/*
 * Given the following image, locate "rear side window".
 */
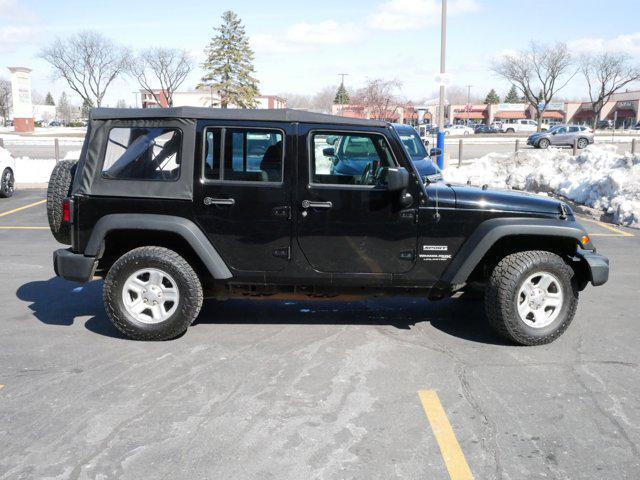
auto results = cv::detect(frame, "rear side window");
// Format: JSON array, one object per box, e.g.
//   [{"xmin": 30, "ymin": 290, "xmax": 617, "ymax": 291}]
[
  {"xmin": 103, "ymin": 127, "xmax": 181, "ymax": 181},
  {"xmin": 311, "ymin": 132, "xmax": 395, "ymax": 185},
  {"xmin": 569, "ymin": 126, "xmax": 580, "ymax": 133},
  {"xmin": 204, "ymin": 128, "xmax": 283, "ymax": 183}
]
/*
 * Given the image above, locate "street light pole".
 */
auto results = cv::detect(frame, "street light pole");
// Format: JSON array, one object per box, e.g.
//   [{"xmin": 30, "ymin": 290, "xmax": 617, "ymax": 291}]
[
  {"xmin": 466, "ymin": 84, "xmax": 473, "ymax": 125},
  {"xmin": 437, "ymin": 0, "xmax": 447, "ymax": 130}
]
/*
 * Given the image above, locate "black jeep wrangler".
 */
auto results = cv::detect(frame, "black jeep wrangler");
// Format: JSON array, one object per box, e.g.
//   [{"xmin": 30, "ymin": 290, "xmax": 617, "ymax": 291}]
[{"xmin": 47, "ymin": 107, "xmax": 609, "ymax": 345}]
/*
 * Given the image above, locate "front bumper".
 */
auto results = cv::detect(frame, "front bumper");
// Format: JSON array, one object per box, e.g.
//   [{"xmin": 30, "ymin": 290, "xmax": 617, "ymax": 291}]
[
  {"xmin": 53, "ymin": 248, "xmax": 97, "ymax": 283},
  {"xmin": 577, "ymin": 250, "xmax": 609, "ymax": 286}
]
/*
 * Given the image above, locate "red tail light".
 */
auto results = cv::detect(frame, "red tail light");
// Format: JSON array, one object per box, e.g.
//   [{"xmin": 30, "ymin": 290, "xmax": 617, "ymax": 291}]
[{"xmin": 62, "ymin": 199, "xmax": 71, "ymax": 223}]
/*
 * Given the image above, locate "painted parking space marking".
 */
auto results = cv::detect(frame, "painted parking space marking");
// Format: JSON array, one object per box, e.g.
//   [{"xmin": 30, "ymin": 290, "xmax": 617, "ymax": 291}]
[
  {"xmin": 579, "ymin": 217, "xmax": 634, "ymax": 237},
  {"xmin": 419, "ymin": 390, "xmax": 474, "ymax": 480},
  {"xmin": 0, "ymin": 199, "xmax": 46, "ymax": 218},
  {"xmin": 0, "ymin": 226, "xmax": 49, "ymax": 230}
]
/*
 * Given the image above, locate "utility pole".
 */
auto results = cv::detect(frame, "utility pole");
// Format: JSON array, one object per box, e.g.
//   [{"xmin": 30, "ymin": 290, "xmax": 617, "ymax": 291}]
[
  {"xmin": 437, "ymin": 0, "xmax": 447, "ymax": 130},
  {"xmin": 466, "ymin": 84, "xmax": 473, "ymax": 125}
]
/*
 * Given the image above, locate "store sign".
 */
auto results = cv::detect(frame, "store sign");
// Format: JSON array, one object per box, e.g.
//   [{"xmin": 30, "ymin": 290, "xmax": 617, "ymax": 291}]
[
  {"xmin": 616, "ymin": 101, "xmax": 634, "ymax": 109},
  {"xmin": 497, "ymin": 103, "xmax": 526, "ymax": 111},
  {"xmin": 8, "ymin": 67, "xmax": 33, "ymax": 119},
  {"xmin": 545, "ymin": 102, "xmax": 565, "ymax": 111}
]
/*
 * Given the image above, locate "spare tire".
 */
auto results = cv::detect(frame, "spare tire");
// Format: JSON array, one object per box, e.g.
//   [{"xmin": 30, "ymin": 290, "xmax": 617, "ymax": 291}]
[{"xmin": 46, "ymin": 160, "xmax": 77, "ymax": 245}]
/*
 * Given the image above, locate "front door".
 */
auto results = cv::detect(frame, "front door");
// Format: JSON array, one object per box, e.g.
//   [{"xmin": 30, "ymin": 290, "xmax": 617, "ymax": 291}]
[
  {"xmin": 296, "ymin": 125, "xmax": 418, "ymax": 274},
  {"xmin": 195, "ymin": 122, "xmax": 292, "ymax": 272}
]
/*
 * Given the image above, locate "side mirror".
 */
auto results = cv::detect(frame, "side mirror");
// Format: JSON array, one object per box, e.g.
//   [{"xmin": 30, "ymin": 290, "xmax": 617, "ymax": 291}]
[
  {"xmin": 381, "ymin": 167, "xmax": 410, "ymax": 191},
  {"xmin": 429, "ymin": 147, "xmax": 442, "ymax": 157},
  {"xmin": 322, "ymin": 147, "xmax": 335, "ymax": 157},
  {"xmin": 326, "ymin": 136, "xmax": 338, "ymax": 145}
]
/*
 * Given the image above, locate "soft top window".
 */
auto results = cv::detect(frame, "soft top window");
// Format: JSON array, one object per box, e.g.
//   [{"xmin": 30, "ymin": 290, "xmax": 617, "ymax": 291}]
[{"xmin": 103, "ymin": 127, "xmax": 182, "ymax": 181}]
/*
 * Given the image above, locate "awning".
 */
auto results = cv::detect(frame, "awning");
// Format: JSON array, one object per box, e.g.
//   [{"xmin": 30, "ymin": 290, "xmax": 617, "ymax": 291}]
[
  {"xmin": 453, "ymin": 111, "xmax": 485, "ymax": 119},
  {"xmin": 609, "ymin": 109, "xmax": 636, "ymax": 118},
  {"xmin": 542, "ymin": 111, "xmax": 564, "ymax": 119},
  {"xmin": 494, "ymin": 111, "xmax": 527, "ymax": 119}
]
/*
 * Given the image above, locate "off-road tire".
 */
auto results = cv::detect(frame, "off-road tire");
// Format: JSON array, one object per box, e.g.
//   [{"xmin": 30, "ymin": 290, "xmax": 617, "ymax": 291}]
[
  {"xmin": 485, "ymin": 250, "xmax": 578, "ymax": 346},
  {"xmin": 104, "ymin": 246, "xmax": 203, "ymax": 341},
  {"xmin": 538, "ymin": 138, "xmax": 550, "ymax": 149},
  {"xmin": 0, "ymin": 167, "xmax": 14, "ymax": 198},
  {"xmin": 46, "ymin": 160, "xmax": 77, "ymax": 244}
]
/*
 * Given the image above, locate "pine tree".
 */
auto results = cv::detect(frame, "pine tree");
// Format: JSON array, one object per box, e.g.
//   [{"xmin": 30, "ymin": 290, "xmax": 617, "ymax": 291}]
[
  {"xmin": 504, "ymin": 85, "xmax": 521, "ymax": 103},
  {"xmin": 200, "ymin": 11, "xmax": 260, "ymax": 109},
  {"xmin": 334, "ymin": 83, "xmax": 350, "ymax": 104},
  {"xmin": 45, "ymin": 92, "xmax": 55, "ymax": 106},
  {"xmin": 484, "ymin": 89, "xmax": 500, "ymax": 105},
  {"xmin": 81, "ymin": 98, "xmax": 93, "ymax": 119}
]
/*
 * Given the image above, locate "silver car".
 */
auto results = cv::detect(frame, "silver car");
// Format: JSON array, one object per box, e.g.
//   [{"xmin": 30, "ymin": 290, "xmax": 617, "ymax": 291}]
[{"xmin": 527, "ymin": 125, "xmax": 594, "ymax": 149}]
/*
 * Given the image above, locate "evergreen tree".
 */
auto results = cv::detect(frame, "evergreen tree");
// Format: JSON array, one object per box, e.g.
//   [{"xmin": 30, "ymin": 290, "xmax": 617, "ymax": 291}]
[
  {"xmin": 504, "ymin": 85, "xmax": 521, "ymax": 103},
  {"xmin": 81, "ymin": 98, "xmax": 93, "ymax": 119},
  {"xmin": 484, "ymin": 89, "xmax": 500, "ymax": 104},
  {"xmin": 334, "ymin": 83, "xmax": 350, "ymax": 104},
  {"xmin": 200, "ymin": 11, "xmax": 259, "ymax": 109},
  {"xmin": 45, "ymin": 92, "xmax": 55, "ymax": 106}
]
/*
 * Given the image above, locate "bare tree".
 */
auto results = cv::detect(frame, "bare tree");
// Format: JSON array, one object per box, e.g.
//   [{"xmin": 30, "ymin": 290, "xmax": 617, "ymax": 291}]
[
  {"xmin": 56, "ymin": 92, "xmax": 73, "ymax": 125},
  {"xmin": 352, "ymin": 79, "xmax": 403, "ymax": 120},
  {"xmin": 0, "ymin": 79, "xmax": 11, "ymax": 126},
  {"xmin": 492, "ymin": 42, "xmax": 576, "ymax": 131},
  {"xmin": 130, "ymin": 48, "xmax": 194, "ymax": 107},
  {"xmin": 580, "ymin": 52, "xmax": 640, "ymax": 127},
  {"xmin": 39, "ymin": 31, "xmax": 130, "ymax": 107}
]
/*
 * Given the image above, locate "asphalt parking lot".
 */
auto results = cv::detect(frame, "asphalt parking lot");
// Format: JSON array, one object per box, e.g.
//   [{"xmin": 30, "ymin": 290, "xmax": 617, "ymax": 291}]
[{"xmin": 1, "ymin": 189, "xmax": 639, "ymax": 480}]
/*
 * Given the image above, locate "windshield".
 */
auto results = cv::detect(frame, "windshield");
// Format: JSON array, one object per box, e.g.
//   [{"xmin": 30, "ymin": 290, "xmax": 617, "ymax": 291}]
[{"xmin": 397, "ymin": 129, "xmax": 428, "ymax": 158}]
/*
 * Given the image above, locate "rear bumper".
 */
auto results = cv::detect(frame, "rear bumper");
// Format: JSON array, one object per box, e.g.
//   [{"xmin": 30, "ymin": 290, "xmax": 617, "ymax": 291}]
[
  {"xmin": 53, "ymin": 248, "xmax": 97, "ymax": 283},
  {"xmin": 577, "ymin": 250, "xmax": 609, "ymax": 286}
]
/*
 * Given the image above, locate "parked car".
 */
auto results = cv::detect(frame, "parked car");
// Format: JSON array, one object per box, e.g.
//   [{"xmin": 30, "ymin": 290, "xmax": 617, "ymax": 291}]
[
  {"xmin": 596, "ymin": 120, "xmax": 613, "ymax": 130},
  {"xmin": 394, "ymin": 123, "xmax": 440, "ymax": 179},
  {"xmin": 501, "ymin": 119, "xmax": 539, "ymax": 133},
  {"xmin": 527, "ymin": 125, "xmax": 594, "ymax": 149},
  {"xmin": 49, "ymin": 120, "xmax": 62, "ymax": 127},
  {"xmin": 442, "ymin": 124, "xmax": 474, "ymax": 135},
  {"xmin": 474, "ymin": 124, "xmax": 499, "ymax": 134},
  {"xmin": 48, "ymin": 107, "xmax": 608, "ymax": 345},
  {"xmin": 632, "ymin": 122, "xmax": 640, "ymax": 130},
  {"xmin": 0, "ymin": 148, "xmax": 16, "ymax": 198}
]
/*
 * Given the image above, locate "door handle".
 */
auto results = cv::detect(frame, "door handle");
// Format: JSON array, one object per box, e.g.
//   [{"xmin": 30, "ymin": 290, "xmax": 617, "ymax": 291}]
[
  {"xmin": 301, "ymin": 200, "xmax": 332, "ymax": 209},
  {"xmin": 204, "ymin": 197, "xmax": 235, "ymax": 206}
]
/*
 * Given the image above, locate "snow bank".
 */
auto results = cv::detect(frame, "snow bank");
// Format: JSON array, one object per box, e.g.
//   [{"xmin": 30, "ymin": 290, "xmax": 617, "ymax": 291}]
[
  {"xmin": 443, "ymin": 144, "xmax": 640, "ymax": 228},
  {"xmin": 0, "ymin": 146, "xmax": 82, "ymax": 184}
]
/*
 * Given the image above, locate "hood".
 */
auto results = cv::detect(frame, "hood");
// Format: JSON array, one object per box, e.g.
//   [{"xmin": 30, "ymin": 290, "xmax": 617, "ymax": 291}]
[
  {"xmin": 451, "ymin": 185, "xmax": 570, "ymax": 216},
  {"xmin": 528, "ymin": 132, "xmax": 549, "ymax": 140}
]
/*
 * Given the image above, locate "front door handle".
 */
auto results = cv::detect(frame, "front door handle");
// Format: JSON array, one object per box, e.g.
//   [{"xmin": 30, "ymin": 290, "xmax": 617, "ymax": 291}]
[
  {"xmin": 301, "ymin": 200, "xmax": 332, "ymax": 209},
  {"xmin": 204, "ymin": 197, "xmax": 235, "ymax": 206}
]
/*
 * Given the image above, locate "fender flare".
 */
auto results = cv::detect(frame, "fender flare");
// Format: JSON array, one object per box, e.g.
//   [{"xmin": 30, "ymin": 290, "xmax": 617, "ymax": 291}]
[
  {"xmin": 440, "ymin": 217, "xmax": 588, "ymax": 286},
  {"xmin": 85, "ymin": 214, "xmax": 232, "ymax": 279}
]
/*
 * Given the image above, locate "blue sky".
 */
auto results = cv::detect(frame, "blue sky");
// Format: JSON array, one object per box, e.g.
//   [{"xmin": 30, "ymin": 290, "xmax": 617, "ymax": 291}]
[{"xmin": 2, "ymin": 0, "xmax": 640, "ymax": 106}]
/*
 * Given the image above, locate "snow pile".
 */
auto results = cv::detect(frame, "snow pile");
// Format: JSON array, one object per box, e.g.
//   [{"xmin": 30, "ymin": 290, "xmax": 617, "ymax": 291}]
[
  {"xmin": 0, "ymin": 146, "xmax": 82, "ymax": 184},
  {"xmin": 0, "ymin": 145, "xmax": 12, "ymax": 165},
  {"xmin": 443, "ymin": 144, "xmax": 640, "ymax": 228},
  {"xmin": 64, "ymin": 150, "xmax": 81, "ymax": 160}
]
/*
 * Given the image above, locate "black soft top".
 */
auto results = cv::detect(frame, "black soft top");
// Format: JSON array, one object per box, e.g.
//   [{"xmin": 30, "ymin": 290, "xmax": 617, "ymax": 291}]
[{"xmin": 90, "ymin": 107, "xmax": 387, "ymax": 127}]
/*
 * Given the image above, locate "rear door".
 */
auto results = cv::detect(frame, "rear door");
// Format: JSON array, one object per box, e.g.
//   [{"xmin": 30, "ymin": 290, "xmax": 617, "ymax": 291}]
[
  {"xmin": 295, "ymin": 125, "xmax": 419, "ymax": 275},
  {"xmin": 194, "ymin": 121, "xmax": 293, "ymax": 272}
]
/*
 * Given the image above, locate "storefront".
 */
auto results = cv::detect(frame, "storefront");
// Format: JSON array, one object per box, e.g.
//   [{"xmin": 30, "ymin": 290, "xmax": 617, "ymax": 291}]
[{"xmin": 449, "ymin": 104, "xmax": 489, "ymax": 124}]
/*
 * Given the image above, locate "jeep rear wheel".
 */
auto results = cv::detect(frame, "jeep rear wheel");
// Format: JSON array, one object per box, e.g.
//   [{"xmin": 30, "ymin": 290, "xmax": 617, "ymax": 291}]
[
  {"xmin": 46, "ymin": 160, "xmax": 77, "ymax": 244},
  {"xmin": 104, "ymin": 246, "xmax": 203, "ymax": 341},
  {"xmin": 485, "ymin": 250, "xmax": 578, "ymax": 345}
]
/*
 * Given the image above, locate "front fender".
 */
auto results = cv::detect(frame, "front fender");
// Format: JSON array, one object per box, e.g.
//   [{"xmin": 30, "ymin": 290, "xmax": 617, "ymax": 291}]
[{"xmin": 439, "ymin": 217, "xmax": 589, "ymax": 287}]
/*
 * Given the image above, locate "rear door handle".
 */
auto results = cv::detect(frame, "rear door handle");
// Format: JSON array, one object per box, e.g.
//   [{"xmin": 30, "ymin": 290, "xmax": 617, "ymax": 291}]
[
  {"xmin": 204, "ymin": 197, "xmax": 235, "ymax": 206},
  {"xmin": 301, "ymin": 200, "xmax": 332, "ymax": 209}
]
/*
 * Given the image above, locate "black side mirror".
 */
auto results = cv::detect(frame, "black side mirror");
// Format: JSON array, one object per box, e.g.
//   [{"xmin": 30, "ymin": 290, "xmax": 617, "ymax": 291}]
[
  {"xmin": 322, "ymin": 147, "xmax": 335, "ymax": 157},
  {"xmin": 381, "ymin": 167, "xmax": 410, "ymax": 191},
  {"xmin": 429, "ymin": 147, "xmax": 442, "ymax": 157}
]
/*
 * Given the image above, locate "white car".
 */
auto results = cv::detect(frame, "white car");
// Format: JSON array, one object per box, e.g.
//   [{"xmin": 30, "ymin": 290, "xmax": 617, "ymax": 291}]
[
  {"xmin": 442, "ymin": 124, "xmax": 474, "ymax": 136},
  {"xmin": 0, "ymin": 147, "xmax": 16, "ymax": 198},
  {"xmin": 500, "ymin": 119, "xmax": 539, "ymax": 133}
]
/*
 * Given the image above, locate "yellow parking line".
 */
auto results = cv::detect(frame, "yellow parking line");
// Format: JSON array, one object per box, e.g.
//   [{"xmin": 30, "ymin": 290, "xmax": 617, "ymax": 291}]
[
  {"xmin": 419, "ymin": 390, "xmax": 474, "ymax": 480},
  {"xmin": 0, "ymin": 199, "xmax": 46, "ymax": 218},
  {"xmin": 0, "ymin": 226, "xmax": 49, "ymax": 230},
  {"xmin": 580, "ymin": 217, "xmax": 634, "ymax": 237}
]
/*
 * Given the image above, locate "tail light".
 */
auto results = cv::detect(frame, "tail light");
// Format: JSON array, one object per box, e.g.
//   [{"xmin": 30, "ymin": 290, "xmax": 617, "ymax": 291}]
[{"xmin": 62, "ymin": 198, "xmax": 71, "ymax": 223}]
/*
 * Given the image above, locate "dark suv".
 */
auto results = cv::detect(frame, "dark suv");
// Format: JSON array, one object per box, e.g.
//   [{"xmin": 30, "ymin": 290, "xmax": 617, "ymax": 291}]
[{"xmin": 47, "ymin": 108, "xmax": 608, "ymax": 345}]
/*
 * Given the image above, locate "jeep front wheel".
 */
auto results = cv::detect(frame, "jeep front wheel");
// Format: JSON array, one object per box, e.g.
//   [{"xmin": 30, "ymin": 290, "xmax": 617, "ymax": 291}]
[
  {"xmin": 104, "ymin": 246, "xmax": 203, "ymax": 340},
  {"xmin": 485, "ymin": 250, "xmax": 578, "ymax": 345}
]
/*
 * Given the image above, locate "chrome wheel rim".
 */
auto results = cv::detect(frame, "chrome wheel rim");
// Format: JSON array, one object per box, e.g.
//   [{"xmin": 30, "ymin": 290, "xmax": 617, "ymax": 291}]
[
  {"xmin": 517, "ymin": 271, "xmax": 564, "ymax": 329},
  {"xmin": 122, "ymin": 268, "xmax": 179, "ymax": 324}
]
